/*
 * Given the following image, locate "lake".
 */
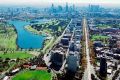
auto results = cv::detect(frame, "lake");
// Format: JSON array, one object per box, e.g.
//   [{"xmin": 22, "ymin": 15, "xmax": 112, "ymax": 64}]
[{"xmin": 8, "ymin": 19, "xmax": 50, "ymax": 49}]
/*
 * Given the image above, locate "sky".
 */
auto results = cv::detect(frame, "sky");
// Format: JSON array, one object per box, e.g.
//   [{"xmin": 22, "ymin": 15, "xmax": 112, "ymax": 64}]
[{"xmin": 0, "ymin": 0, "xmax": 120, "ymax": 7}]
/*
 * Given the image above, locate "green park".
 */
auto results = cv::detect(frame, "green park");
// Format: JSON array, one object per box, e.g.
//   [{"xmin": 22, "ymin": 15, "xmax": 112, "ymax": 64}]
[{"xmin": 12, "ymin": 70, "xmax": 52, "ymax": 80}]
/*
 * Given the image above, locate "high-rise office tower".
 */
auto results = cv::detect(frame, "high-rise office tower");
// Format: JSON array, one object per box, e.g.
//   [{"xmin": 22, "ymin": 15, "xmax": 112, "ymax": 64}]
[{"xmin": 99, "ymin": 57, "xmax": 107, "ymax": 77}]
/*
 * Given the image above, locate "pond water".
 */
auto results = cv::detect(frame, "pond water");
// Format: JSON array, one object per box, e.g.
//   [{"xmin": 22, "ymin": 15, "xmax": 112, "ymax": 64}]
[{"xmin": 8, "ymin": 19, "xmax": 50, "ymax": 49}]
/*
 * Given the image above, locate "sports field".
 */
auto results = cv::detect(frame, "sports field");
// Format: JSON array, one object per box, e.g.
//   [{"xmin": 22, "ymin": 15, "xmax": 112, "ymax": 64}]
[{"xmin": 12, "ymin": 70, "xmax": 52, "ymax": 80}]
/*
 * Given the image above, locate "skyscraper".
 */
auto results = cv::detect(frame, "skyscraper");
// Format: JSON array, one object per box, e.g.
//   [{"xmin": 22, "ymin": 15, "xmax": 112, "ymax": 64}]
[
  {"xmin": 99, "ymin": 57, "xmax": 107, "ymax": 77},
  {"xmin": 51, "ymin": 3, "xmax": 55, "ymax": 13},
  {"xmin": 65, "ymin": 2, "xmax": 68, "ymax": 12},
  {"xmin": 88, "ymin": 4, "xmax": 101, "ymax": 12},
  {"xmin": 72, "ymin": 4, "xmax": 75, "ymax": 12},
  {"xmin": 58, "ymin": 5, "xmax": 63, "ymax": 12}
]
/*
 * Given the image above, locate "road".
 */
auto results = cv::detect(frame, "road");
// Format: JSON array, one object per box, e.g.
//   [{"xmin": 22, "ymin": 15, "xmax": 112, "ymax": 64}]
[{"xmin": 82, "ymin": 17, "xmax": 91, "ymax": 80}]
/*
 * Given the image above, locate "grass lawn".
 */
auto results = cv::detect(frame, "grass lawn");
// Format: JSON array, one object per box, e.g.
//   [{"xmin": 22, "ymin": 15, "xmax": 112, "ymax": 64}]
[
  {"xmin": 42, "ymin": 37, "xmax": 54, "ymax": 53},
  {"xmin": 96, "ymin": 24, "xmax": 111, "ymax": 29},
  {"xmin": 12, "ymin": 70, "xmax": 51, "ymax": 80},
  {"xmin": 0, "ymin": 26, "xmax": 17, "ymax": 49},
  {"xmin": 91, "ymin": 35, "xmax": 109, "ymax": 41},
  {"xmin": 0, "ymin": 51, "xmax": 33, "ymax": 59},
  {"xmin": 24, "ymin": 25, "xmax": 40, "ymax": 35}
]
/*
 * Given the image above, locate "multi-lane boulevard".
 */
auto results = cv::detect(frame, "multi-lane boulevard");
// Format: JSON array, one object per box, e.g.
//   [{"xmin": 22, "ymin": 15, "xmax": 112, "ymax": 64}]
[{"xmin": 82, "ymin": 17, "xmax": 91, "ymax": 80}]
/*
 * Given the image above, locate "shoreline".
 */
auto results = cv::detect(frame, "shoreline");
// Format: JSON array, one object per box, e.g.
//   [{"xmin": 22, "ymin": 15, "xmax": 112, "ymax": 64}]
[
  {"xmin": 24, "ymin": 24, "xmax": 55, "ymax": 54},
  {"xmin": 24, "ymin": 25, "xmax": 51, "ymax": 37},
  {"xmin": 12, "ymin": 25, "xmax": 19, "ymax": 50}
]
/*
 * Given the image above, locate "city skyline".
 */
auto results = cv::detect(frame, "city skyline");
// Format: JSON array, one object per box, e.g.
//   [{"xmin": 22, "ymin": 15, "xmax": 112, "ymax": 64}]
[{"xmin": 0, "ymin": 0, "xmax": 120, "ymax": 80}]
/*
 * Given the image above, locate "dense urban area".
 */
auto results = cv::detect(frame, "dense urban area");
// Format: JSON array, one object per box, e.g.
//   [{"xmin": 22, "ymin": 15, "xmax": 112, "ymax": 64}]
[{"xmin": 0, "ymin": 2, "xmax": 120, "ymax": 80}]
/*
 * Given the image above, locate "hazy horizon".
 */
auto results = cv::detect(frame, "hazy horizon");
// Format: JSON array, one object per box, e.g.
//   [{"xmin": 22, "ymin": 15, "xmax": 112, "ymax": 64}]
[{"xmin": 1, "ymin": 0, "xmax": 120, "ymax": 8}]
